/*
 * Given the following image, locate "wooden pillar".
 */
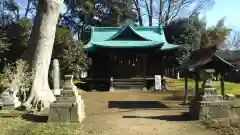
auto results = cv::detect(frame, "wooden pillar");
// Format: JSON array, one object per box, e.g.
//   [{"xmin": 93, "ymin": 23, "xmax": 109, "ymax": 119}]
[
  {"xmin": 192, "ymin": 78, "xmax": 195, "ymax": 96},
  {"xmin": 109, "ymin": 53, "xmax": 114, "ymax": 92},
  {"xmin": 220, "ymin": 73, "xmax": 225, "ymax": 96},
  {"xmin": 184, "ymin": 71, "xmax": 188, "ymax": 103},
  {"xmin": 167, "ymin": 68, "xmax": 169, "ymax": 77},
  {"xmin": 161, "ymin": 55, "xmax": 165, "ymax": 77},
  {"xmin": 195, "ymin": 71, "xmax": 199, "ymax": 99},
  {"xmin": 142, "ymin": 54, "xmax": 147, "ymax": 91},
  {"xmin": 161, "ymin": 54, "xmax": 165, "ymax": 89}
]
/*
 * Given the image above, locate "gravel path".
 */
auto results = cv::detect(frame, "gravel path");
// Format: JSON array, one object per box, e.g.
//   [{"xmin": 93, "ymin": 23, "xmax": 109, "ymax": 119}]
[{"xmin": 78, "ymin": 91, "xmax": 218, "ymax": 135}]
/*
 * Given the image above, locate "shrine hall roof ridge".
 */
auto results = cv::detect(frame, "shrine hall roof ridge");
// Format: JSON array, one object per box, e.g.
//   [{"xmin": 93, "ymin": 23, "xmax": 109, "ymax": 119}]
[
  {"xmin": 84, "ymin": 23, "xmax": 181, "ymax": 51},
  {"xmin": 89, "ymin": 24, "xmax": 165, "ymax": 42}
]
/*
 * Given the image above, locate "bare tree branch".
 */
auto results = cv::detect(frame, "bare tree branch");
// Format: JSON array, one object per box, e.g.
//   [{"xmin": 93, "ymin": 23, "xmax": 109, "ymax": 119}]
[
  {"xmin": 189, "ymin": 0, "xmax": 215, "ymax": 17},
  {"xmin": 139, "ymin": 0, "xmax": 215, "ymax": 26},
  {"xmin": 158, "ymin": 0, "xmax": 164, "ymax": 25}
]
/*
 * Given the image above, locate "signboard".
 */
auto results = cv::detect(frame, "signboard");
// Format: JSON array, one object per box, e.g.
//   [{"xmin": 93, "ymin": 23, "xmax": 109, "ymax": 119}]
[{"xmin": 155, "ymin": 75, "xmax": 161, "ymax": 90}]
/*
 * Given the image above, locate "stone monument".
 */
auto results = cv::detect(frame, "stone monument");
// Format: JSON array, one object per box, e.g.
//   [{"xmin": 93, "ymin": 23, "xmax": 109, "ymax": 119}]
[
  {"xmin": 52, "ymin": 59, "xmax": 61, "ymax": 96},
  {"xmin": 0, "ymin": 87, "xmax": 21, "ymax": 110},
  {"xmin": 48, "ymin": 75, "xmax": 85, "ymax": 123},
  {"xmin": 154, "ymin": 75, "xmax": 161, "ymax": 90},
  {"xmin": 189, "ymin": 69, "xmax": 232, "ymax": 120}
]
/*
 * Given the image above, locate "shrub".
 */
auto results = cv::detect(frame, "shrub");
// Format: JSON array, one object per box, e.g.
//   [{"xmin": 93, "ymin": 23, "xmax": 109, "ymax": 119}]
[{"xmin": 0, "ymin": 59, "xmax": 33, "ymax": 101}]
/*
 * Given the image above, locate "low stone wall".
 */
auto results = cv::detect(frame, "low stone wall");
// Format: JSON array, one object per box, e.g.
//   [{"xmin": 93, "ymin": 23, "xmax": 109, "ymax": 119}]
[
  {"xmin": 189, "ymin": 98, "xmax": 240, "ymax": 120},
  {"xmin": 189, "ymin": 69, "xmax": 240, "ymax": 121},
  {"xmin": 199, "ymin": 101, "xmax": 232, "ymax": 120}
]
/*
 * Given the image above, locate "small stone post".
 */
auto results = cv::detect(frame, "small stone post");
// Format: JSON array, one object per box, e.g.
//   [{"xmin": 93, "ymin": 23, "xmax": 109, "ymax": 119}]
[
  {"xmin": 177, "ymin": 72, "xmax": 180, "ymax": 79},
  {"xmin": 52, "ymin": 59, "xmax": 61, "ymax": 96},
  {"xmin": 110, "ymin": 77, "xmax": 114, "ymax": 92},
  {"xmin": 48, "ymin": 75, "xmax": 85, "ymax": 123}
]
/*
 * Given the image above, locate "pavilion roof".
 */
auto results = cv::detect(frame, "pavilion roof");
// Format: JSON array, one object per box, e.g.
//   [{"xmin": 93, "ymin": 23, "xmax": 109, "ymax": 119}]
[
  {"xmin": 217, "ymin": 50, "xmax": 240, "ymax": 61},
  {"xmin": 84, "ymin": 21, "xmax": 181, "ymax": 52},
  {"xmin": 176, "ymin": 53, "xmax": 239, "ymax": 72},
  {"xmin": 218, "ymin": 50, "xmax": 240, "ymax": 68}
]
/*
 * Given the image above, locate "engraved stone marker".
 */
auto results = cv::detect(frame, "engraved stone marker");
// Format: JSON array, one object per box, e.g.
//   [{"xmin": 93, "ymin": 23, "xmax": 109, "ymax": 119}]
[
  {"xmin": 155, "ymin": 75, "xmax": 161, "ymax": 90},
  {"xmin": 52, "ymin": 59, "xmax": 61, "ymax": 96},
  {"xmin": 48, "ymin": 75, "xmax": 85, "ymax": 123}
]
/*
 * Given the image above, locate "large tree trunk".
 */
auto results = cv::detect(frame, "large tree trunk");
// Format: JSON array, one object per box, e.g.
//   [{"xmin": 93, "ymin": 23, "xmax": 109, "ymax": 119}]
[{"xmin": 22, "ymin": 0, "xmax": 63, "ymax": 109}]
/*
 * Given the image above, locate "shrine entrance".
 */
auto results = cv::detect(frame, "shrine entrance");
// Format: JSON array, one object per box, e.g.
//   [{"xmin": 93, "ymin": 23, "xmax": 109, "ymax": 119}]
[{"xmin": 110, "ymin": 54, "xmax": 143, "ymax": 79}]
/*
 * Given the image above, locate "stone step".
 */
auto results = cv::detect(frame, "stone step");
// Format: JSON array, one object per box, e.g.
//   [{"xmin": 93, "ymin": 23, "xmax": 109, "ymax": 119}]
[
  {"xmin": 113, "ymin": 85, "xmax": 144, "ymax": 90},
  {"xmin": 112, "ymin": 81, "xmax": 143, "ymax": 85},
  {"xmin": 112, "ymin": 79, "xmax": 144, "ymax": 90},
  {"xmin": 113, "ymin": 78, "xmax": 144, "ymax": 81}
]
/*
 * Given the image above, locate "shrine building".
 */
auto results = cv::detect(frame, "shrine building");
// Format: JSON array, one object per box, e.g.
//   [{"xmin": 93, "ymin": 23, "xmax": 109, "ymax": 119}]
[{"xmin": 82, "ymin": 20, "xmax": 182, "ymax": 91}]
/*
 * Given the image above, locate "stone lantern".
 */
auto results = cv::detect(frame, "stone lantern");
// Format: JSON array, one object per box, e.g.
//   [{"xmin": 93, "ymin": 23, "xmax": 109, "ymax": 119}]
[
  {"xmin": 189, "ymin": 69, "xmax": 233, "ymax": 120},
  {"xmin": 48, "ymin": 75, "xmax": 85, "ymax": 123},
  {"xmin": 199, "ymin": 69, "xmax": 219, "ymax": 101}
]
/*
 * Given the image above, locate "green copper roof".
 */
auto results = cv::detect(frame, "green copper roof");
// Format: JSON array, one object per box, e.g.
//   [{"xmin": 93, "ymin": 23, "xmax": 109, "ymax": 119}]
[
  {"xmin": 161, "ymin": 43, "xmax": 181, "ymax": 50},
  {"xmin": 84, "ymin": 22, "xmax": 180, "ymax": 51},
  {"xmin": 93, "ymin": 41, "xmax": 162, "ymax": 47}
]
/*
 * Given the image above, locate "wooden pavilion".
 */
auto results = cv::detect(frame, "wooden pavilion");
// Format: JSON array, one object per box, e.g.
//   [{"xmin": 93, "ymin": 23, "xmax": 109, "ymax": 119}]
[
  {"xmin": 176, "ymin": 51, "xmax": 239, "ymax": 103},
  {"xmin": 82, "ymin": 20, "xmax": 182, "ymax": 91}
]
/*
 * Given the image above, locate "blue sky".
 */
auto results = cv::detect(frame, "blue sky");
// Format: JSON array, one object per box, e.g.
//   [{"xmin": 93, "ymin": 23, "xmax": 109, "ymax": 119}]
[
  {"xmin": 203, "ymin": 0, "xmax": 240, "ymax": 30},
  {"xmin": 140, "ymin": 0, "xmax": 240, "ymax": 30},
  {"xmin": 16, "ymin": 0, "xmax": 240, "ymax": 31}
]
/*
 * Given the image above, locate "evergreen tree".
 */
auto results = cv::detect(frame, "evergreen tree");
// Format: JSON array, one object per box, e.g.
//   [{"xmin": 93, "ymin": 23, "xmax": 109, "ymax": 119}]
[{"xmin": 164, "ymin": 15, "xmax": 232, "ymax": 64}]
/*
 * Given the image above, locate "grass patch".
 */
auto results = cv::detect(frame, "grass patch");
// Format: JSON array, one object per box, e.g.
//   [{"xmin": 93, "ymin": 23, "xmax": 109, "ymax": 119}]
[
  {"xmin": 0, "ymin": 117, "xmax": 82, "ymax": 135},
  {"xmin": 167, "ymin": 78, "xmax": 240, "ymax": 95},
  {"xmin": 0, "ymin": 109, "xmax": 82, "ymax": 135}
]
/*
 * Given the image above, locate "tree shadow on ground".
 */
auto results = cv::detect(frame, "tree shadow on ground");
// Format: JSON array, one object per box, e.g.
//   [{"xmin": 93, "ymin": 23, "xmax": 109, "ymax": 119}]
[
  {"xmin": 122, "ymin": 112, "xmax": 193, "ymax": 121},
  {"xmin": 22, "ymin": 113, "xmax": 48, "ymax": 123},
  {"xmin": 108, "ymin": 101, "xmax": 169, "ymax": 109}
]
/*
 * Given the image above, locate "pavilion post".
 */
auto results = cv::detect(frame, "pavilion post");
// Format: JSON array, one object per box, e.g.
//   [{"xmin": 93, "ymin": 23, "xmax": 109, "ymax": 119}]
[
  {"xmin": 192, "ymin": 79, "xmax": 195, "ymax": 97},
  {"xmin": 161, "ymin": 55, "xmax": 164, "ymax": 76},
  {"xmin": 220, "ymin": 73, "xmax": 225, "ymax": 96},
  {"xmin": 195, "ymin": 71, "xmax": 199, "ymax": 100},
  {"xmin": 184, "ymin": 70, "xmax": 189, "ymax": 103},
  {"xmin": 109, "ymin": 53, "xmax": 115, "ymax": 92},
  {"xmin": 161, "ymin": 55, "xmax": 166, "ymax": 90}
]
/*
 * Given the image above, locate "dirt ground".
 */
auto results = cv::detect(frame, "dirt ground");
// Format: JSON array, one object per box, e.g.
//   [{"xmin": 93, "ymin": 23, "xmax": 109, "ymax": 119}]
[
  {"xmin": 77, "ymin": 91, "xmax": 218, "ymax": 135},
  {"xmin": 0, "ymin": 91, "xmax": 219, "ymax": 135}
]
